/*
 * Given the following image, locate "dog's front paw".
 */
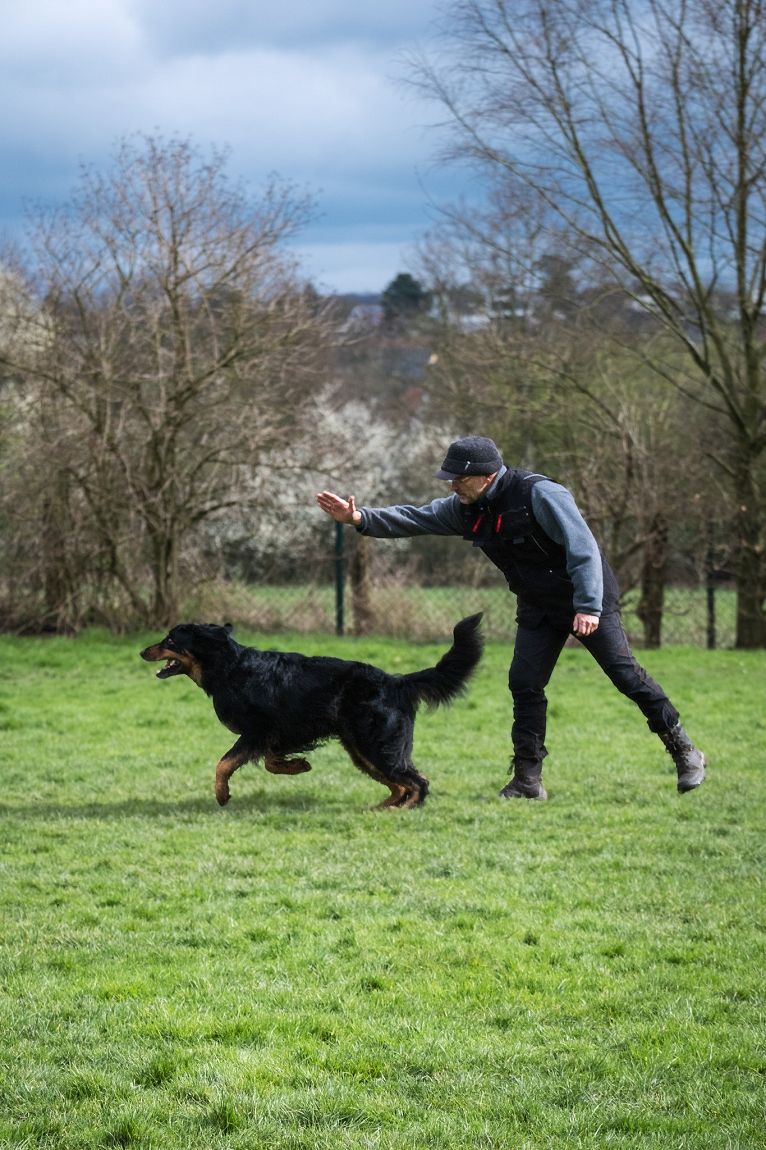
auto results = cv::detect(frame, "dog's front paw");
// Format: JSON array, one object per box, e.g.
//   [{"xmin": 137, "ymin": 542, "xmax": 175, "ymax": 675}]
[
  {"xmin": 285, "ymin": 758, "xmax": 312, "ymax": 775},
  {"xmin": 265, "ymin": 756, "xmax": 312, "ymax": 775},
  {"xmin": 215, "ymin": 781, "xmax": 231, "ymax": 805}
]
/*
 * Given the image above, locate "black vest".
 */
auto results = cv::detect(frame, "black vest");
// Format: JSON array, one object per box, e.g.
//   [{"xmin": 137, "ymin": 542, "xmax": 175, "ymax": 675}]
[{"xmin": 460, "ymin": 469, "xmax": 618, "ymax": 622}]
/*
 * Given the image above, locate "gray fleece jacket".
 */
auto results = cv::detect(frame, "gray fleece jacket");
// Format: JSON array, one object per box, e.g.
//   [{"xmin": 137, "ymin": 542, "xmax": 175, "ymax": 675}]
[{"xmin": 356, "ymin": 466, "xmax": 604, "ymax": 615}]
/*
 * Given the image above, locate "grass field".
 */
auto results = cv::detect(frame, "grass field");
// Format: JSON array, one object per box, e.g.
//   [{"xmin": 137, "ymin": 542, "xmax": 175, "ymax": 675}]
[{"xmin": 0, "ymin": 628, "xmax": 764, "ymax": 1149}]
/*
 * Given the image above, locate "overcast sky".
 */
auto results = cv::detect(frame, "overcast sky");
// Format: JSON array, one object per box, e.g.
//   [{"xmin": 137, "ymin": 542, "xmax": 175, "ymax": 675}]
[{"xmin": 1, "ymin": 0, "xmax": 473, "ymax": 294}]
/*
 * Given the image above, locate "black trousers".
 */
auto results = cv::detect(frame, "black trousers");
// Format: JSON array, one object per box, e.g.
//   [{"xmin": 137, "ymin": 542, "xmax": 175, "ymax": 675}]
[{"xmin": 508, "ymin": 610, "xmax": 679, "ymax": 764}]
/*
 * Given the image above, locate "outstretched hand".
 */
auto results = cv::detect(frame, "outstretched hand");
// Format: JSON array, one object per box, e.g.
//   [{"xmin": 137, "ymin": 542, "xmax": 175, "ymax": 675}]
[{"xmin": 316, "ymin": 490, "xmax": 362, "ymax": 526}]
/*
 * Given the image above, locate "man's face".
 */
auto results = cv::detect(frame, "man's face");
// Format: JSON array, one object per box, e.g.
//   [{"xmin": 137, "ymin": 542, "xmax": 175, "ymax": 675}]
[{"xmin": 447, "ymin": 473, "xmax": 497, "ymax": 504}]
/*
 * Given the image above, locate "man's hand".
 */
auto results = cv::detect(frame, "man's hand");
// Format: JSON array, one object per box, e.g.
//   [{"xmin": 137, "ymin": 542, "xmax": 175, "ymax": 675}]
[
  {"xmin": 316, "ymin": 491, "xmax": 362, "ymax": 526},
  {"xmin": 572, "ymin": 612, "xmax": 600, "ymax": 638}
]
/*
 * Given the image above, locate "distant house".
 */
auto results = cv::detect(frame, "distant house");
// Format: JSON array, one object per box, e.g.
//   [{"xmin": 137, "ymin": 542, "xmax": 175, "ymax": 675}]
[{"xmin": 340, "ymin": 303, "xmax": 385, "ymax": 333}]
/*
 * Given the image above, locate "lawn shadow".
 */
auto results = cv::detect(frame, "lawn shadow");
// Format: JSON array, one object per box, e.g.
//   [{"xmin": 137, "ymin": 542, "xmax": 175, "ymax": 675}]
[{"xmin": 0, "ymin": 786, "xmax": 327, "ymax": 822}]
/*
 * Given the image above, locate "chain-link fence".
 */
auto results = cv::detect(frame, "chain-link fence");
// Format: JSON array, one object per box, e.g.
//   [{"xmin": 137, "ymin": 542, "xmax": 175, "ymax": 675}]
[{"xmin": 185, "ymin": 526, "xmax": 737, "ymax": 648}]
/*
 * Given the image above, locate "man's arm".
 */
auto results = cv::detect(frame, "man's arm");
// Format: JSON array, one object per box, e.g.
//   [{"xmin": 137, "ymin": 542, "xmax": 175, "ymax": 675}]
[
  {"xmin": 316, "ymin": 491, "xmax": 463, "ymax": 537},
  {"xmin": 531, "ymin": 481, "xmax": 603, "ymax": 636}
]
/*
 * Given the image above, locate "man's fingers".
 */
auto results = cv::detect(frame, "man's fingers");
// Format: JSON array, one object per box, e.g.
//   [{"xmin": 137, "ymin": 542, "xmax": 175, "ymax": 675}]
[
  {"xmin": 317, "ymin": 491, "xmax": 345, "ymax": 509},
  {"xmin": 316, "ymin": 490, "xmax": 357, "ymax": 524},
  {"xmin": 573, "ymin": 613, "xmax": 600, "ymax": 637}
]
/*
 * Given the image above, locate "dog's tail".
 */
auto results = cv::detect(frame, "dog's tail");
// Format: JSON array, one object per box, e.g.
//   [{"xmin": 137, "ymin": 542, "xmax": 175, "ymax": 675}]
[{"xmin": 403, "ymin": 612, "xmax": 484, "ymax": 708}]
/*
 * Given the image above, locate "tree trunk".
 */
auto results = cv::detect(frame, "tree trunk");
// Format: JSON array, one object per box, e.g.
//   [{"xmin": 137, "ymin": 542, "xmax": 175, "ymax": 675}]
[
  {"xmin": 149, "ymin": 531, "xmax": 180, "ymax": 628},
  {"xmin": 733, "ymin": 449, "xmax": 766, "ymax": 649},
  {"xmin": 636, "ymin": 513, "xmax": 668, "ymax": 649},
  {"xmin": 39, "ymin": 476, "xmax": 82, "ymax": 633}
]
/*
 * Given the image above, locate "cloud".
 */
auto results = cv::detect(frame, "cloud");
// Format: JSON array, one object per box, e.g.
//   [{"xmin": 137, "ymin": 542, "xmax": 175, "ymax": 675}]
[
  {"xmin": 129, "ymin": 0, "xmax": 436, "ymax": 53},
  {"xmin": 125, "ymin": 45, "xmax": 427, "ymax": 176},
  {"xmin": 0, "ymin": 0, "xmax": 463, "ymax": 291},
  {"xmin": 0, "ymin": 0, "xmax": 143, "ymax": 82}
]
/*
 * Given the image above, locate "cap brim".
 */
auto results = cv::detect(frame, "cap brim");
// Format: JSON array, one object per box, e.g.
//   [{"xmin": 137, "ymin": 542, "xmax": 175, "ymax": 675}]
[{"xmin": 434, "ymin": 468, "xmax": 461, "ymax": 480}]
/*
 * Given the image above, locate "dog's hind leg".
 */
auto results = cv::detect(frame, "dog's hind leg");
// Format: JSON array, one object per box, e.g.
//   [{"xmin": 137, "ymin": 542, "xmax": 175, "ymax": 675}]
[
  {"xmin": 394, "ymin": 769, "xmax": 430, "ymax": 809},
  {"xmin": 372, "ymin": 763, "xmax": 429, "ymax": 809},
  {"xmin": 264, "ymin": 752, "xmax": 312, "ymax": 775},
  {"xmin": 341, "ymin": 724, "xmax": 430, "ymax": 810},
  {"xmin": 339, "ymin": 736, "xmax": 408, "ymax": 808},
  {"xmin": 215, "ymin": 738, "xmax": 250, "ymax": 806}
]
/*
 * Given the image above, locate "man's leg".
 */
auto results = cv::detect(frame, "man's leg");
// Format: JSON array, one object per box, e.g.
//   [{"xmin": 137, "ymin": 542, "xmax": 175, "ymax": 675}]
[
  {"xmin": 580, "ymin": 613, "xmax": 705, "ymax": 791},
  {"xmin": 500, "ymin": 620, "xmax": 568, "ymax": 800}
]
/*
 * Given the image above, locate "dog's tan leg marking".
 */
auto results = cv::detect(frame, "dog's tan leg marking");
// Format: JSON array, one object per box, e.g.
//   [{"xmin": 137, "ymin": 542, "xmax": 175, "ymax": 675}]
[
  {"xmin": 397, "ymin": 785, "xmax": 423, "ymax": 810},
  {"xmin": 338, "ymin": 735, "xmax": 411, "ymax": 811},
  {"xmin": 215, "ymin": 751, "xmax": 248, "ymax": 806},
  {"xmin": 264, "ymin": 753, "xmax": 312, "ymax": 775},
  {"xmin": 371, "ymin": 783, "xmax": 410, "ymax": 810}
]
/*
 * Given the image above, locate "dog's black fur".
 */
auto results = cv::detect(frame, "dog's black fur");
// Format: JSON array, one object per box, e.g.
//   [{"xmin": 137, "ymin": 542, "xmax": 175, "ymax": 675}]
[{"xmin": 140, "ymin": 615, "xmax": 483, "ymax": 809}]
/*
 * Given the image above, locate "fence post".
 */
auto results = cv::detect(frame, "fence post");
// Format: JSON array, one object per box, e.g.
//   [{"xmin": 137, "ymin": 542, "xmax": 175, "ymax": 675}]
[
  {"xmin": 706, "ymin": 519, "xmax": 716, "ymax": 650},
  {"xmin": 335, "ymin": 522, "xmax": 345, "ymax": 636}
]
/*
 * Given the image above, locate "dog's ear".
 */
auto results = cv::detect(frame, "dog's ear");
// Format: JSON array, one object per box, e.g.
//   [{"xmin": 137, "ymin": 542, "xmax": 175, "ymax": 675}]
[
  {"xmin": 174, "ymin": 623, "xmax": 235, "ymax": 652},
  {"xmin": 203, "ymin": 623, "xmax": 235, "ymax": 644}
]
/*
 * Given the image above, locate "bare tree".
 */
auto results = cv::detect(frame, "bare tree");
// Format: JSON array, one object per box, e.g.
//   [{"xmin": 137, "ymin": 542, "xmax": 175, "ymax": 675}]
[
  {"xmin": 417, "ymin": 182, "xmax": 577, "ymax": 467},
  {"xmin": 413, "ymin": 0, "xmax": 766, "ymax": 646},
  {"xmin": 416, "ymin": 188, "xmax": 724, "ymax": 646},
  {"xmin": 1, "ymin": 135, "xmax": 335, "ymax": 628}
]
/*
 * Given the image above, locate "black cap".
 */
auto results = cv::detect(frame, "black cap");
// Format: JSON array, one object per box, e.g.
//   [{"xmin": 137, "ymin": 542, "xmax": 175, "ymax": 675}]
[{"xmin": 434, "ymin": 436, "xmax": 503, "ymax": 480}]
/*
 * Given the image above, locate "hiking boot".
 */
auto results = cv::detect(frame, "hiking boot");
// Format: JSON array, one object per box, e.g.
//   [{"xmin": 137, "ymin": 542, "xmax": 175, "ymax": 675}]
[
  {"xmin": 658, "ymin": 723, "xmax": 706, "ymax": 792},
  {"xmin": 499, "ymin": 758, "xmax": 548, "ymax": 801}
]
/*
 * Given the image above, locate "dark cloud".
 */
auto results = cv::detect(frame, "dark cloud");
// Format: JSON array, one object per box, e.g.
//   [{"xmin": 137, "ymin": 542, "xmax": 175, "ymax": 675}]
[
  {"xmin": 131, "ymin": 0, "xmax": 437, "ymax": 54},
  {"xmin": 0, "ymin": 0, "xmax": 465, "ymax": 291}
]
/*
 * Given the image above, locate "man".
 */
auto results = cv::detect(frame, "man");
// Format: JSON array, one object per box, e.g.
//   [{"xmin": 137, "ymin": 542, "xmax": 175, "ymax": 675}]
[{"xmin": 316, "ymin": 435, "xmax": 705, "ymax": 800}]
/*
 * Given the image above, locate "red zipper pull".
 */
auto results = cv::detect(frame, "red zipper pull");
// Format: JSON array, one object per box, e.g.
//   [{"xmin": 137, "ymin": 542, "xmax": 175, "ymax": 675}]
[
  {"xmin": 495, "ymin": 514, "xmax": 503, "ymax": 533},
  {"xmin": 471, "ymin": 512, "xmax": 484, "ymax": 534}
]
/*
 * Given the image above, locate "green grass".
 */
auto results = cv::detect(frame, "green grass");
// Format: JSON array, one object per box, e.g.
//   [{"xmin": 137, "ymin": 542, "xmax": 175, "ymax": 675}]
[{"xmin": 0, "ymin": 629, "xmax": 764, "ymax": 1149}]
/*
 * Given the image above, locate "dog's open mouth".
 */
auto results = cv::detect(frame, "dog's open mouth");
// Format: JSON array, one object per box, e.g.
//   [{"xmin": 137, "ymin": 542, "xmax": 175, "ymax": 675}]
[{"xmin": 140, "ymin": 638, "xmax": 203, "ymax": 686}]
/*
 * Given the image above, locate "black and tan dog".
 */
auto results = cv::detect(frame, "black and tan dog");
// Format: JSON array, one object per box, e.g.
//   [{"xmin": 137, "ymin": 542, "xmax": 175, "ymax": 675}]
[{"xmin": 140, "ymin": 616, "xmax": 483, "ymax": 809}]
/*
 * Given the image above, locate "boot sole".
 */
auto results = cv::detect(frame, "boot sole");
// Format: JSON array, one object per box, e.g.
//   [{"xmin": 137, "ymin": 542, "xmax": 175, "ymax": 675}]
[
  {"xmin": 677, "ymin": 773, "xmax": 705, "ymax": 793},
  {"xmin": 499, "ymin": 787, "xmax": 548, "ymax": 801},
  {"xmin": 677, "ymin": 755, "xmax": 706, "ymax": 793}
]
